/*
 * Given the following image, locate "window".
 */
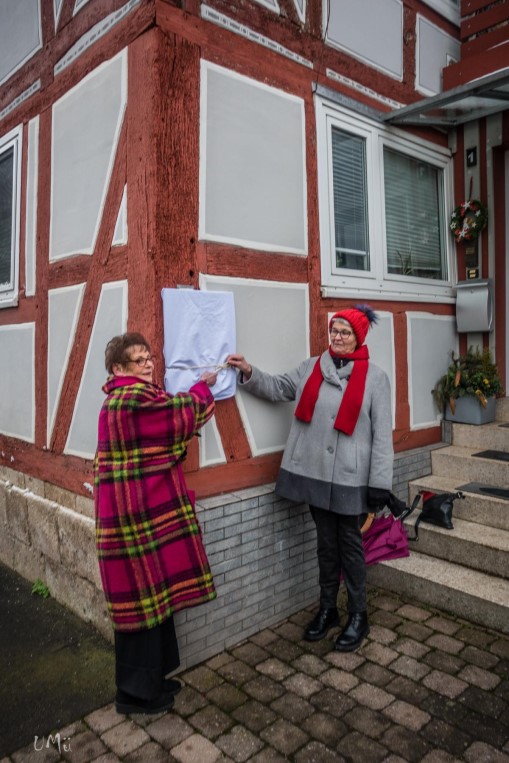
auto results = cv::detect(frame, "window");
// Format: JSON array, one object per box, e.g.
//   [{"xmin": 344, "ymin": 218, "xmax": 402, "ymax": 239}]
[
  {"xmin": 316, "ymin": 99, "xmax": 455, "ymax": 301},
  {"xmin": 0, "ymin": 126, "xmax": 22, "ymax": 308}
]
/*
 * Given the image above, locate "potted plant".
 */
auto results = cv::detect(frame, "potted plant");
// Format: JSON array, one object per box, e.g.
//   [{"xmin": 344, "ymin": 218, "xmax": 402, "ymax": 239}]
[{"xmin": 432, "ymin": 347, "xmax": 503, "ymax": 425}]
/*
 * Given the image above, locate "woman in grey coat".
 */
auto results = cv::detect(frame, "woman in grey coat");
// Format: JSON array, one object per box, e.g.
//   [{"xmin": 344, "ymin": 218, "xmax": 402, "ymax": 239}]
[{"xmin": 227, "ymin": 305, "xmax": 393, "ymax": 652}]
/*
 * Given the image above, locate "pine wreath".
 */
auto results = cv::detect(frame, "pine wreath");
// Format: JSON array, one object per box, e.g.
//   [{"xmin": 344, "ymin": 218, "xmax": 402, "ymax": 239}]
[{"xmin": 450, "ymin": 200, "xmax": 488, "ymax": 243}]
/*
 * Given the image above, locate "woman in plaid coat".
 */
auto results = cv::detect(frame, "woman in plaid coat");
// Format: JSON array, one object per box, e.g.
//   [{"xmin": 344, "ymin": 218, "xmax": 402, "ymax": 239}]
[{"xmin": 95, "ymin": 332, "xmax": 217, "ymax": 715}]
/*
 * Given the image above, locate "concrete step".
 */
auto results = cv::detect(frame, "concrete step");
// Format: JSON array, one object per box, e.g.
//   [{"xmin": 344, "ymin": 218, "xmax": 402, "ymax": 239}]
[
  {"xmin": 403, "ymin": 514, "xmax": 509, "ymax": 579},
  {"xmin": 496, "ymin": 397, "xmax": 509, "ymax": 423},
  {"xmin": 452, "ymin": 420, "xmax": 509, "ymax": 451},
  {"xmin": 431, "ymin": 445, "xmax": 509, "ymax": 485},
  {"xmin": 409, "ymin": 475, "xmax": 509, "ymax": 532},
  {"xmin": 367, "ymin": 552, "xmax": 509, "ymax": 634}
]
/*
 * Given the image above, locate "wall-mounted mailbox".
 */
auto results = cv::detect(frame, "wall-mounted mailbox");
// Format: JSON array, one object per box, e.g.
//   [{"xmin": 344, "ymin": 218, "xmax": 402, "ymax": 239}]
[{"xmin": 455, "ymin": 278, "xmax": 493, "ymax": 333}]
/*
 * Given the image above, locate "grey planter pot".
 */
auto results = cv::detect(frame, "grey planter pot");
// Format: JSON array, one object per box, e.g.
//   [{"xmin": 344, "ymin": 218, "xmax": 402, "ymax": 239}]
[{"xmin": 445, "ymin": 395, "xmax": 496, "ymax": 425}]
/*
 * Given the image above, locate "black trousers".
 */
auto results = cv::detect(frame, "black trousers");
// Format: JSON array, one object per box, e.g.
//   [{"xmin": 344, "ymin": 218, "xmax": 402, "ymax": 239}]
[
  {"xmin": 114, "ymin": 616, "xmax": 180, "ymax": 701},
  {"xmin": 310, "ymin": 506, "xmax": 367, "ymax": 613}
]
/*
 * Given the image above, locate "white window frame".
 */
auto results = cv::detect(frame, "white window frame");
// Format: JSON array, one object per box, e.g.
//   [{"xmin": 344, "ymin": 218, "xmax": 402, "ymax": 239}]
[
  {"xmin": 316, "ymin": 97, "xmax": 456, "ymax": 302},
  {"xmin": 0, "ymin": 125, "xmax": 22, "ymax": 309}
]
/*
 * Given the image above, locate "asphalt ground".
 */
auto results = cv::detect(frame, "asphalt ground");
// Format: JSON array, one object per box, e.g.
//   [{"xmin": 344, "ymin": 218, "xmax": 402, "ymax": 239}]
[{"xmin": 0, "ymin": 562, "xmax": 115, "ymax": 758}]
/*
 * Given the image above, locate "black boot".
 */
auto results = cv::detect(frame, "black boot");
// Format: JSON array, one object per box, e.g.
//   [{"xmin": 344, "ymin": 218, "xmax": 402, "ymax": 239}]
[
  {"xmin": 304, "ymin": 608, "xmax": 340, "ymax": 642},
  {"xmin": 334, "ymin": 611, "xmax": 369, "ymax": 652}
]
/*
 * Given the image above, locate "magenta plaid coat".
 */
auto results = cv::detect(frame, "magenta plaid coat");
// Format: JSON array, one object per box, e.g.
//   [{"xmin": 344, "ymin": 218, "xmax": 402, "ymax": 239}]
[{"xmin": 94, "ymin": 375, "xmax": 216, "ymax": 632}]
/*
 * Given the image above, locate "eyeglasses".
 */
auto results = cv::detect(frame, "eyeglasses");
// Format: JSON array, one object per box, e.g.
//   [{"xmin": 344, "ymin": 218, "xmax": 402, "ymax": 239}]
[
  {"xmin": 330, "ymin": 328, "xmax": 353, "ymax": 338},
  {"xmin": 126, "ymin": 355, "xmax": 155, "ymax": 368}
]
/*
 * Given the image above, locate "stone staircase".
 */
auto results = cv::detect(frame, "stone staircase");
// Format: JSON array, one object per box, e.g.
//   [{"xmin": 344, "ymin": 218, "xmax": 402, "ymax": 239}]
[{"xmin": 368, "ymin": 398, "xmax": 509, "ymax": 634}]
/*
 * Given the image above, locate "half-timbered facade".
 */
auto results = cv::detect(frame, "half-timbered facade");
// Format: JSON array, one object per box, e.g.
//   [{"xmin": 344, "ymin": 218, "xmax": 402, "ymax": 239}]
[{"xmin": 0, "ymin": 0, "xmax": 507, "ymax": 661}]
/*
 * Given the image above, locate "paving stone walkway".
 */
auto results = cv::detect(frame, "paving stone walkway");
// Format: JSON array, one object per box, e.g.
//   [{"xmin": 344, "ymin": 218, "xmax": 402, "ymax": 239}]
[{"xmin": 4, "ymin": 586, "xmax": 509, "ymax": 763}]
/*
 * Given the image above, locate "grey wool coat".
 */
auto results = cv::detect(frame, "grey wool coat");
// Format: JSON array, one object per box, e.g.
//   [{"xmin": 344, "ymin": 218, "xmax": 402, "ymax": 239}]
[{"xmin": 241, "ymin": 350, "xmax": 394, "ymax": 516}]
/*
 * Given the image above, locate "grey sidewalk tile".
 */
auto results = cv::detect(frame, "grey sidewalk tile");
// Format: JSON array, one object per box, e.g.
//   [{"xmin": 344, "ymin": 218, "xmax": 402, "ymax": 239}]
[
  {"xmin": 423, "ymin": 670, "xmax": 468, "ymax": 699},
  {"xmin": 123, "ymin": 741, "xmax": 176, "ymax": 762},
  {"xmin": 458, "ymin": 663, "xmax": 501, "ymax": 690},
  {"xmin": 491, "ymin": 640, "xmax": 509, "ymax": 660},
  {"xmin": 301, "ymin": 712, "xmax": 347, "ymax": 747},
  {"xmin": 269, "ymin": 692, "xmax": 313, "ymax": 724},
  {"xmin": 425, "ymin": 633, "xmax": 465, "ymax": 655},
  {"xmin": 216, "ymin": 659, "xmax": 258, "ymax": 686},
  {"xmin": 255, "ymin": 658, "xmax": 294, "ymax": 681},
  {"xmin": 382, "ymin": 699, "xmax": 430, "ymax": 731},
  {"xmin": 188, "ymin": 704, "xmax": 233, "ymax": 740},
  {"xmin": 464, "ymin": 741, "xmax": 509, "ymax": 762},
  {"xmin": 386, "ymin": 675, "xmax": 430, "ymax": 706},
  {"xmin": 396, "ymin": 604, "xmax": 432, "ymax": 622},
  {"xmin": 342, "ymin": 705, "xmax": 392, "ymax": 739},
  {"xmin": 419, "ymin": 718, "xmax": 471, "ymax": 758},
  {"xmin": 368, "ymin": 624, "xmax": 398, "ymax": 645},
  {"xmin": 425, "ymin": 616, "xmax": 462, "ymax": 636},
  {"xmin": 231, "ymin": 699, "xmax": 276, "ymax": 733},
  {"xmin": 294, "ymin": 740, "xmax": 346, "ymax": 762},
  {"xmin": 457, "ymin": 710, "xmax": 509, "ymax": 750},
  {"xmin": 145, "ymin": 714, "xmax": 194, "ymax": 749},
  {"xmin": 394, "ymin": 637, "xmax": 431, "ymax": 660},
  {"xmin": 360, "ymin": 641, "xmax": 399, "ymax": 667},
  {"xmin": 185, "ymin": 666, "xmax": 224, "ymax": 693},
  {"xmin": 60, "ymin": 730, "xmax": 106, "ymax": 763},
  {"xmin": 282, "ymin": 671, "xmax": 322, "ymax": 698},
  {"xmin": 215, "ymin": 725, "xmax": 264, "ymax": 762},
  {"xmin": 100, "ymin": 720, "xmax": 150, "ymax": 758},
  {"xmin": 420, "ymin": 752, "xmax": 461, "ymax": 762},
  {"xmin": 171, "ymin": 686, "xmax": 208, "ymax": 717},
  {"xmin": 84, "ymin": 705, "xmax": 122, "ymax": 735},
  {"xmin": 259, "ymin": 718, "xmax": 309, "ymax": 756},
  {"xmin": 461, "ymin": 644, "xmax": 499, "ymax": 670},
  {"xmin": 336, "ymin": 729, "xmax": 388, "ymax": 763},
  {"xmin": 170, "ymin": 733, "xmax": 221, "ymax": 763},
  {"xmin": 355, "ymin": 661, "xmax": 394, "ymax": 688},
  {"xmin": 242, "ymin": 675, "xmax": 285, "ymax": 703},
  {"xmin": 424, "ymin": 650, "xmax": 465, "ymax": 675},
  {"xmin": 291, "ymin": 653, "xmax": 328, "ymax": 677},
  {"xmin": 248, "ymin": 748, "xmax": 288, "ymax": 763},
  {"xmin": 397, "ymin": 621, "xmax": 433, "ymax": 641},
  {"xmin": 457, "ymin": 685, "xmax": 507, "ymax": 719},
  {"xmin": 391, "ymin": 654, "xmax": 432, "ymax": 681},
  {"xmin": 455, "ymin": 626, "xmax": 497, "ymax": 649},
  {"xmin": 380, "ymin": 724, "xmax": 431, "ymax": 762},
  {"xmin": 349, "ymin": 682, "xmax": 394, "ymax": 710},
  {"xmin": 206, "ymin": 683, "xmax": 248, "ymax": 713},
  {"xmin": 320, "ymin": 667, "xmax": 359, "ymax": 693},
  {"xmin": 310, "ymin": 687, "xmax": 355, "ymax": 719}
]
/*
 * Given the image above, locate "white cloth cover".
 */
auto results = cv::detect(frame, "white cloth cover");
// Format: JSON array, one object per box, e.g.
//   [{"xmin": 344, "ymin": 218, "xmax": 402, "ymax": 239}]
[{"xmin": 162, "ymin": 288, "xmax": 237, "ymax": 400}]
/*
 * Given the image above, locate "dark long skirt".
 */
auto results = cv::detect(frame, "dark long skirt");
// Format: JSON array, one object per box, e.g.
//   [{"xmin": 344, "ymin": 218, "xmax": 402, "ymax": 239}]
[{"xmin": 114, "ymin": 616, "xmax": 180, "ymax": 701}]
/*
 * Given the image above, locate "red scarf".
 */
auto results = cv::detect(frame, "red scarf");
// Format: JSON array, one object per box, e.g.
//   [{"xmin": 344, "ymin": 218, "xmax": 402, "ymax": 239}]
[{"xmin": 294, "ymin": 346, "xmax": 369, "ymax": 436}]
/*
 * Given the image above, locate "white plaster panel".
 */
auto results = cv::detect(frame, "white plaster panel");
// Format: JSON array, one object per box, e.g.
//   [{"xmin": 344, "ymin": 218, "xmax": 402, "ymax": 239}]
[
  {"xmin": 25, "ymin": 117, "xmax": 39, "ymax": 296},
  {"xmin": 0, "ymin": 323, "xmax": 35, "ymax": 441},
  {"xmin": 407, "ymin": 313, "xmax": 458, "ymax": 428},
  {"xmin": 112, "ymin": 186, "xmax": 127, "ymax": 246},
  {"xmin": 200, "ymin": 417, "xmax": 227, "ymax": 467},
  {"xmin": 0, "ymin": 0, "xmax": 42, "ymax": 86},
  {"xmin": 201, "ymin": 275, "xmax": 309, "ymax": 455},
  {"xmin": 54, "ymin": 0, "xmax": 65, "ymax": 29},
  {"xmin": 47, "ymin": 284, "xmax": 85, "ymax": 444},
  {"xmin": 50, "ymin": 51, "xmax": 126, "ymax": 260},
  {"xmin": 325, "ymin": 0, "xmax": 403, "ymax": 79},
  {"xmin": 251, "ymin": 0, "xmax": 280, "ymax": 10},
  {"xmin": 65, "ymin": 281, "xmax": 127, "ymax": 458},
  {"xmin": 416, "ymin": 15, "xmax": 461, "ymax": 95},
  {"xmin": 200, "ymin": 62, "xmax": 307, "ymax": 254}
]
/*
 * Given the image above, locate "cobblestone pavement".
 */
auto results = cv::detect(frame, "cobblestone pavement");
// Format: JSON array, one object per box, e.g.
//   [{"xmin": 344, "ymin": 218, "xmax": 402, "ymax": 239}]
[{"xmin": 4, "ymin": 586, "xmax": 509, "ymax": 763}]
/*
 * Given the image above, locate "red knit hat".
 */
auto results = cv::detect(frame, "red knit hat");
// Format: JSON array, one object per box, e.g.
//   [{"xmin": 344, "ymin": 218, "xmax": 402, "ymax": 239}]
[{"xmin": 329, "ymin": 304, "xmax": 378, "ymax": 346}]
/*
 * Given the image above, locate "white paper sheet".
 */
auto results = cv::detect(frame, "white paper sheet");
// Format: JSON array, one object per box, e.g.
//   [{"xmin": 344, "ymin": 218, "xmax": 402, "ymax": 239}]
[{"xmin": 162, "ymin": 288, "xmax": 237, "ymax": 400}]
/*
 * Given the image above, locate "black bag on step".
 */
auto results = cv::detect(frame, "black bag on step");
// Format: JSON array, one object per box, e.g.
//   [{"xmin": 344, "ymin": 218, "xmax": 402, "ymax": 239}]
[{"xmin": 410, "ymin": 490, "xmax": 465, "ymax": 541}]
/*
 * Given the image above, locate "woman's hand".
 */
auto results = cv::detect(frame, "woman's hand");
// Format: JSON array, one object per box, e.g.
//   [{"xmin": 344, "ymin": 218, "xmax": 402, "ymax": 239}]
[
  {"xmin": 200, "ymin": 371, "xmax": 218, "ymax": 387},
  {"xmin": 226, "ymin": 354, "xmax": 252, "ymax": 381}
]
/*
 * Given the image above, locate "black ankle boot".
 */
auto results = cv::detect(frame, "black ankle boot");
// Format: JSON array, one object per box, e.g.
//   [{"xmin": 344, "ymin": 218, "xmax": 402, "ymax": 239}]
[
  {"xmin": 334, "ymin": 611, "xmax": 369, "ymax": 652},
  {"xmin": 304, "ymin": 608, "xmax": 340, "ymax": 642}
]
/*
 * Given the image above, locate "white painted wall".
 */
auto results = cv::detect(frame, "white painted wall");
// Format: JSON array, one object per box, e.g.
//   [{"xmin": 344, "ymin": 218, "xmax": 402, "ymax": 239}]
[
  {"xmin": 0, "ymin": 323, "xmax": 35, "ymax": 441},
  {"xmin": 47, "ymin": 283, "xmax": 85, "ymax": 444},
  {"xmin": 0, "ymin": 0, "xmax": 41, "ymax": 86},
  {"xmin": 200, "ymin": 62, "xmax": 307, "ymax": 254},
  {"xmin": 201, "ymin": 275, "xmax": 309, "ymax": 455},
  {"xmin": 65, "ymin": 280, "xmax": 127, "ymax": 458},
  {"xmin": 50, "ymin": 50, "xmax": 127, "ymax": 260},
  {"xmin": 407, "ymin": 313, "xmax": 458, "ymax": 428},
  {"xmin": 416, "ymin": 15, "xmax": 461, "ymax": 95},
  {"xmin": 325, "ymin": 0, "xmax": 403, "ymax": 80}
]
